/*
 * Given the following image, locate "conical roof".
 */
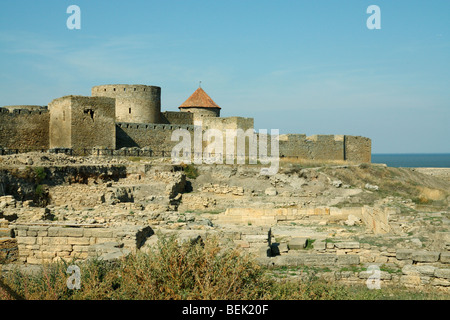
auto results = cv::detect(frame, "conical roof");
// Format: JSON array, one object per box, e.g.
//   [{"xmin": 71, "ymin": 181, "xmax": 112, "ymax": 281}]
[{"xmin": 179, "ymin": 87, "xmax": 221, "ymax": 110}]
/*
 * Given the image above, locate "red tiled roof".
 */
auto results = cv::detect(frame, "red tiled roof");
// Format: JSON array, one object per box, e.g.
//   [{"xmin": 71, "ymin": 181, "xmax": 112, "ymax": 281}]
[{"xmin": 179, "ymin": 87, "xmax": 221, "ymax": 109}]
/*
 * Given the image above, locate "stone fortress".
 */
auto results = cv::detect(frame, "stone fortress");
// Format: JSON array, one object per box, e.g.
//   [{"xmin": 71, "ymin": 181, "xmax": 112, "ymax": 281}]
[{"xmin": 0, "ymin": 84, "xmax": 371, "ymax": 162}]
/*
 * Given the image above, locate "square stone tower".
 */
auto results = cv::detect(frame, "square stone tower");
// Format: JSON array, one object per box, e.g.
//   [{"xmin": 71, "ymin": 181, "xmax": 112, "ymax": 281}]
[{"xmin": 48, "ymin": 96, "xmax": 116, "ymax": 153}]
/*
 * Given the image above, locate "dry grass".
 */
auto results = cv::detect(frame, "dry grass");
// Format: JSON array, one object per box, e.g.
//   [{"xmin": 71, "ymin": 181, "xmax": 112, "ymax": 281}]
[{"xmin": 1, "ymin": 234, "xmax": 448, "ymax": 300}]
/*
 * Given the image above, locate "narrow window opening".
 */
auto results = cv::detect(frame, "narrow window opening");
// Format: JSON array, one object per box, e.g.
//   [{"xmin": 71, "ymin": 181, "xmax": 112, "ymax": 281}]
[
  {"xmin": 83, "ymin": 109, "xmax": 95, "ymax": 121},
  {"xmin": 129, "ymin": 108, "xmax": 132, "ymax": 114}
]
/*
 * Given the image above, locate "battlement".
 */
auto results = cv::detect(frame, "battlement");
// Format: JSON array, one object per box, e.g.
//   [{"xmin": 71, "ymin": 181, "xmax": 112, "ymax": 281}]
[
  {"xmin": 116, "ymin": 122, "xmax": 194, "ymax": 131},
  {"xmin": 92, "ymin": 84, "xmax": 160, "ymax": 95},
  {"xmin": 92, "ymin": 84, "xmax": 161, "ymax": 124},
  {"xmin": 0, "ymin": 106, "xmax": 49, "ymax": 150},
  {"xmin": 278, "ymin": 133, "xmax": 371, "ymax": 163},
  {"xmin": 0, "ymin": 106, "xmax": 48, "ymax": 115}
]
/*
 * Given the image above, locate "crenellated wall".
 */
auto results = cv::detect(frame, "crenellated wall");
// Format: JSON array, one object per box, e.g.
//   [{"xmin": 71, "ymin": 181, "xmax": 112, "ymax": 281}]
[
  {"xmin": 278, "ymin": 134, "xmax": 371, "ymax": 163},
  {"xmin": 116, "ymin": 122, "xmax": 194, "ymax": 151},
  {"xmin": 0, "ymin": 107, "xmax": 49, "ymax": 150}
]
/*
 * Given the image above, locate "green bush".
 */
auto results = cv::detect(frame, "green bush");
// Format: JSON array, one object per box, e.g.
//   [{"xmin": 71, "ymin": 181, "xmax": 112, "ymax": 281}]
[
  {"xmin": 181, "ymin": 164, "xmax": 199, "ymax": 179},
  {"xmin": 33, "ymin": 167, "xmax": 46, "ymax": 183}
]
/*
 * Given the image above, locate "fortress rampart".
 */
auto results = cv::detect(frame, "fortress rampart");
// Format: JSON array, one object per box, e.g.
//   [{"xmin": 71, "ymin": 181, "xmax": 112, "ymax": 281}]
[
  {"xmin": 278, "ymin": 134, "xmax": 371, "ymax": 163},
  {"xmin": 92, "ymin": 84, "xmax": 161, "ymax": 124},
  {"xmin": 116, "ymin": 122, "xmax": 194, "ymax": 151},
  {"xmin": 0, "ymin": 83, "xmax": 372, "ymax": 163},
  {"xmin": 0, "ymin": 107, "xmax": 49, "ymax": 150}
]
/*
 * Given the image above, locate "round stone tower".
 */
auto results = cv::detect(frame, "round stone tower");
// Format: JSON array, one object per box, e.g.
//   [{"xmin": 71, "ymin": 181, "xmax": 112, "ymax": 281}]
[{"xmin": 92, "ymin": 84, "xmax": 161, "ymax": 123}]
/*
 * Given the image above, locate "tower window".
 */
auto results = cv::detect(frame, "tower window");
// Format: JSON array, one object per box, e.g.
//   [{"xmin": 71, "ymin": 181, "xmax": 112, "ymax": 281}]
[{"xmin": 129, "ymin": 108, "xmax": 132, "ymax": 114}]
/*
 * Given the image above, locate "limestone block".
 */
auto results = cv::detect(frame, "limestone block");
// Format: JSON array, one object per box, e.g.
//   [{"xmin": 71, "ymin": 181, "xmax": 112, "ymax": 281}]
[
  {"xmin": 288, "ymin": 238, "xmax": 308, "ymax": 250},
  {"xmin": 439, "ymin": 252, "xmax": 450, "ymax": 263},
  {"xmin": 71, "ymin": 251, "xmax": 89, "ymax": 259},
  {"xmin": 415, "ymin": 265, "xmax": 436, "ymax": 276},
  {"xmin": 85, "ymin": 229, "xmax": 113, "ymax": 238},
  {"xmin": 34, "ymin": 251, "xmax": 56, "ymax": 259},
  {"xmin": 58, "ymin": 228, "xmax": 84, "ymax": 237},
  {"xmin": 358, "ymin": 270, "xmax": 392, "ymax": 280},
  {"xmin": 56, "ymin": 251, "xmax": 72, "ymax": 258},
  {"xmin": 298, "ymin": 254, "xmax": 337, "ymax": 266},
  {"xmin": 94, "ymin": 237, "xmax": 119, "ymax": 245},
  {"xmin": 265, "ymin": 188, "xmax": 277, "ymax": 196},
  {"xmin": 42, "ymin": 237, "xmax": 68, "ymax": 245},
  {"xmin": 335, "ymin": 242, "xmax": 360, "ymax": 249},
  {"xmin": 313, "ymin": 240, "xmax": 326, "ymax": 251},
  {"xmin": 402, "ymin": 265, "xmax": 420, "ymax": 275},
  {"xmin": 242, "ymin": 234, "xmax": 268, "ymax": 243},
  {"xmin": 411, "ymin": 251, "xmax": 440, "ymax": 263},
  {"xmin": 72, "ymin": 245, "xmax": 90, "ymax": 252},
  {"xmin": 53, "ymin": 244, "xmax": 73, "ymax": 252},
  {"xmin": 431, "ymin": 278, "xmax": 450, "ymax": 287},
  {"xmin": 18, "ymin": 249, "xmax": 32, "ymax": 257},
  {"xmin": 67, "ymin": 237, "xmax": 90, "ymax": 245},
  {"xmin": 25, "ymin": 244, "xmax": 40, "ymax": 250},
  {"xmin": 19, "ymin": 237, "xmax": 36, "ymax": 245},
  {"xmin": 336, "ymin": 254, "xmax": 360, "ymax": 266},
  {"xmin": 0, "ymin": 228, "xmax": 12, "ymax": 237},
  {"xmin": 374, "ymin": 256, "xmax": 388, "ymax": 263},
  {"xmin": 434, "ymin": 268, "xmax": 450, "ymax": 279},
  {"xmin": 396, "ymin": 249, "xmax": 413, "ymax": 260},
  {"xmin": 400, "ymin": 275, "xmax": 421, "ymax": 286},
  {"xmin": 278, "ymin": 243, "xmax": 289, "ymax": 254},
  {"xmin": 272, "ymin": 255, "xmax": 302, "ymax": 267},
  {"xmin": 48, "ymin": 227, "xmax": 64, "ymax": 237},
  {"xmin": 17, "ymin": 230, "xmax": 27, "ymax": 237}
]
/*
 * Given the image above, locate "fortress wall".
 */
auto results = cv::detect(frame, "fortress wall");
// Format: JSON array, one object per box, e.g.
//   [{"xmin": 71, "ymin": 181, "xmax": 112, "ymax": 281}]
[
  {"xmin": 0, "ymin": 108, "xmax": 49, "ymax": 150},
  {"xmin": 116, "ymin": 122, "xmax": 194, "ymax": 151},
  {"xmin": 201, "ymin": 117, "xmax": 254, "ymax": 131},
  {"xmin": 278, "ymin": 134, "xmax": 343, "ymax": 160},
  {"xmin": 344, "ymin": 136, "xmax": 371, "ymax": 163},
  {"xmin": 306, "ymin": 135, "xmax": 345, "ymax": 160},
  {"xmin": 161, "ymin": 111, "xmax": 194, "ymax": 125}
]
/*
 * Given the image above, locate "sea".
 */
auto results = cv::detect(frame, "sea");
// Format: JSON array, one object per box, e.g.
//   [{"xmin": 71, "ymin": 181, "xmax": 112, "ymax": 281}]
[{"xmin": 371, "ymin": 154, "xmax": 450, "ymax": 168}]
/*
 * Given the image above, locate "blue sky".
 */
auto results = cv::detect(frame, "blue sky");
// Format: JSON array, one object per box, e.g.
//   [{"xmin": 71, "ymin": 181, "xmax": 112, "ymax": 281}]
[{"xmin": 0, "ymin": 0, "xmax": 449, "ymax": 153}]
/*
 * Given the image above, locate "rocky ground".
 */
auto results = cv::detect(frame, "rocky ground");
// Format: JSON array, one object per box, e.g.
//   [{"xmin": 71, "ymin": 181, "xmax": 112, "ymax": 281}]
[{"xmin": 1, "ymin": 152, "xmax": 449, "ymax": 292}]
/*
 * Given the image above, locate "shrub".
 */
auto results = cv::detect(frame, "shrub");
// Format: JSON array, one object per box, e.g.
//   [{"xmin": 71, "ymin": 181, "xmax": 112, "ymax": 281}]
[
  {"xmin": 33, "ymin": 167, "xmax": 46, "ymax": 183},
  {"xmin": 181, "ymin": 164, "xmax": 199, "ymax": 179}
]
